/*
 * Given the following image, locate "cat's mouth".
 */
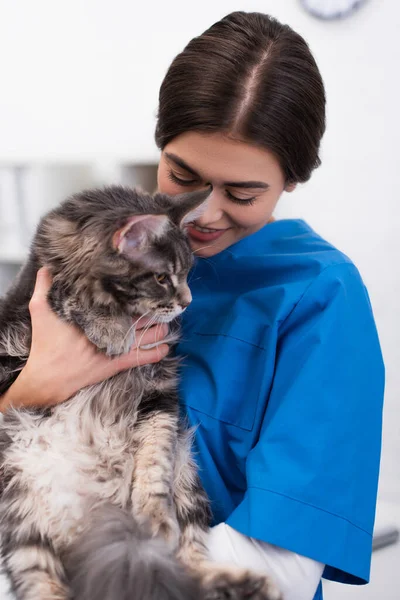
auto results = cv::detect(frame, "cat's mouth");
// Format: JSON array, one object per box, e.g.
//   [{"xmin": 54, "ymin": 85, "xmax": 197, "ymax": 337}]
[
  {"xmin": 152, "ymin": 315, "xmax": 178, "ymax": 324},
  {"xmin": 132, "ymin": 307, "xmax": 185, "ymax": 325},
  {"xmin": 152, "ymin": 308, "xmax": 186, "ymax": 323}
]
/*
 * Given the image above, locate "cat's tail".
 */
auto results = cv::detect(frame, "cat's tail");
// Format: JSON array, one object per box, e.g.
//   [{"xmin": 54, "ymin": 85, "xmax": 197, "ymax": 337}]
[{"xmin": 66, "ymin": 504, "xmax": 201, "ymax": 600}]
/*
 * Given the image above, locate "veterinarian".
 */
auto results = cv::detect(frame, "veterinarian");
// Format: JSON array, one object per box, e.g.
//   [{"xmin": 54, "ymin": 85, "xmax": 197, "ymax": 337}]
[{"xmin": 0, "ymin": 12, "xmax": 384, "ymax": 600}]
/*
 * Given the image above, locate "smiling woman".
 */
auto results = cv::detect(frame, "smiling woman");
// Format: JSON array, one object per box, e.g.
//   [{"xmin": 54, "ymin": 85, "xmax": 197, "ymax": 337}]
[
  {"xmin": 0, "ymin": 10, "xmax": 384, "ymax": 600},
  {"xmin": 154, "ymin": 11, "xmax": 324, "ymax": 259},
  {"xmin": 152, "ymin": 10, "xmax": 384, "ymax": 600},
  {"xmin": 157, "ymin": 131, "xmax": 294, "ymax": 257}
]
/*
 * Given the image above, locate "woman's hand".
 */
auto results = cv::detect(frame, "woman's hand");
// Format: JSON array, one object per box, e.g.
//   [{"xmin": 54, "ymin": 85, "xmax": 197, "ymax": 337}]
[{"xmin": 0, "ymin": 267, "xmax": 170, "ymax": 412}]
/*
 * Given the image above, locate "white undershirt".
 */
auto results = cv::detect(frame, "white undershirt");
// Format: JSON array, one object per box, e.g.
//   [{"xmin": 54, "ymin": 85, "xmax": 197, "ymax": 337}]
[{"xmin": 207, "ymin": 523, "xmax": 325, "ymax": 600}]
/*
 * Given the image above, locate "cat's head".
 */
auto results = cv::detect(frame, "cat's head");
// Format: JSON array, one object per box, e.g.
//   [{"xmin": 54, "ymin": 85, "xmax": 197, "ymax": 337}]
[{"xmin": 36, "ymin": 185, "xmax": 211, "ymax": 322}]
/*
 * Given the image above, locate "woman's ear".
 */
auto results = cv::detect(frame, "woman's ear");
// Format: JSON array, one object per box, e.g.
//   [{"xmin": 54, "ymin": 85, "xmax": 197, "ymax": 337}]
[{"xmin": 285, "ymin": 182, "xmax": 297, "ymax": 193}]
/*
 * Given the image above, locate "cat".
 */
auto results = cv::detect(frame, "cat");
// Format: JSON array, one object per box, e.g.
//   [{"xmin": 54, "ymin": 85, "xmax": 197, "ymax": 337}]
[{"xmin": 0, "ymin": 185, "xmax": 281, "ymax": 600}]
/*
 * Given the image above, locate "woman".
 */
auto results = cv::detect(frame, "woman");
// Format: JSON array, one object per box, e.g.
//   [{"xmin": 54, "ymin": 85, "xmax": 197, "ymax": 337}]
[{"xmin": 0, "ymin": 11, "xmax": 384, "ymax": 600}]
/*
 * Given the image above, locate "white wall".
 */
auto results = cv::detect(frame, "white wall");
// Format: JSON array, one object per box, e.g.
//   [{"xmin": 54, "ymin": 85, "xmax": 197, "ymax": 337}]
[{"xmin": 0, "ymin": 0, "xmax": 399, "ymax": 504}]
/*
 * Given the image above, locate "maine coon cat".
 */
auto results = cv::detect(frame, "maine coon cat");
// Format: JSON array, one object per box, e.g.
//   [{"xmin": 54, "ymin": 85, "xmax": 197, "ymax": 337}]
[{"xmin": 0, "ymin": 185, "xmax": 281, "ymax": 600}]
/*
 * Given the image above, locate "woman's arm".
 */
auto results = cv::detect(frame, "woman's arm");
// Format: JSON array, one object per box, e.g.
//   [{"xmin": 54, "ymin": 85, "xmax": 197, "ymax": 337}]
[
  {"xmin": 207, "ymin": 523, "xmax": 324, "ymax": 600},
  {"xmin": 0, "ymin": 267, "xmax": 170, "ymax": 413}
]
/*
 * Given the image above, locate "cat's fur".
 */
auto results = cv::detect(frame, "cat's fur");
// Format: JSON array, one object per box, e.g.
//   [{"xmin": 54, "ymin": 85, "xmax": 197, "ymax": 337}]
[{"xmin": 0, "ymin": 185, "xmax": 281, "ymax": 600}]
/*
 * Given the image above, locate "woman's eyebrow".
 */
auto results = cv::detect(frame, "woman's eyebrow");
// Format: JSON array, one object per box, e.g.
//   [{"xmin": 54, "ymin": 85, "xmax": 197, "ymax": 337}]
[
  {"xmin": 165, "ymin": 152, "xmax": 199, "ymax": 177},
  {"xmin": 165, "ymin": 152, "xmax": 270, "ymax": 190}
]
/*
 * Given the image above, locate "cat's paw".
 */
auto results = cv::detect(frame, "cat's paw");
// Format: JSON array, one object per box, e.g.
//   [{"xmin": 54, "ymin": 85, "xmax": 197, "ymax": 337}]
[
  {"xmin": 151, "ymin": 514, "xmax": 181, "ymax": 550},
  {"xmin": 131, "ymin": 493, "xmax": 180, "ymax": 550},
  {"xmin": 202, "ymin": 566, "xmax": 282, "ymax": 600}
]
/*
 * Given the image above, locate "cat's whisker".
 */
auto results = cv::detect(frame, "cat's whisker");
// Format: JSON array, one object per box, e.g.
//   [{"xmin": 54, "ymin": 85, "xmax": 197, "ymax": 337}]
[
  {"xmin": 133, "ymin": 313, "xmax": 153, "ymax": 364},
  {"xmin": 196, "ymin": 255, "xmax": 221, "ymax": 285},
  {"xmin": 187, "ymin": 262, "xmax": 199, "ymax": 285},
  {"xmin": 132, "ymin": 310, "xmax": 152, "ymax": 332},
  {"xmin": 136, "ymin": 313, "xmax": 157, "ymax": 346},
  {"xmin": 117, "ymin": 323, "xmax": 136, "ymax": 354},
  {"xmin": 191, "ymin": 242, "xmax": 223, "ymax": 281},
  {"xmin": 114, "ymin": 310, "xmax": 152, "ymax": 357},
  {"xmin": 131, "ymin": 310, "xmax": 153, "ymax": 352},
  {"xmin": 191, "ymin": 243, "xmax": 216, "ymax": 253},
  {"xmin": 134, "ymin": 313, "xmax": 159, "ymax": 364},
  {"xmin": 188, "ymin": 243, "xmax": 220, "ymax": 284}
]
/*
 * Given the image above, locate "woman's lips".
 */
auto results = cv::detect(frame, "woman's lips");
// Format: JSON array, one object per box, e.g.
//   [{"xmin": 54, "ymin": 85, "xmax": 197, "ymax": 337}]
[{"xmin": 187, "ymin": 225, "xmax": 229, "ymax": 242}]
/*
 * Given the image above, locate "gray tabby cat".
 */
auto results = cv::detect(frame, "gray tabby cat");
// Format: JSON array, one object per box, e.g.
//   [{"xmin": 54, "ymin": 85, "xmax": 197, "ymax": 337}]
[{"xmin": 0, "ymin": 185, "xmax": 281, "ymax": 600}]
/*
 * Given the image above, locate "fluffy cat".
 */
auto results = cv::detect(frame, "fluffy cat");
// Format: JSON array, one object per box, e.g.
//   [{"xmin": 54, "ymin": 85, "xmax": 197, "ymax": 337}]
[{"xmin": 0, "ymin": 185, "xmax": 281, "ymax": 600}]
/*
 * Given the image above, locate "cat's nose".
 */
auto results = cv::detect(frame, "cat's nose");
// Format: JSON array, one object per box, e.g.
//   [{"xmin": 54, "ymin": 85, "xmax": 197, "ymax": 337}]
[
  {"xmin": 179, "ymin": 299, "xmax": 191, "ymax": 309},
  {"xmin": 178, "ymin": 287, "xmax": 192, "ymax": 309}
]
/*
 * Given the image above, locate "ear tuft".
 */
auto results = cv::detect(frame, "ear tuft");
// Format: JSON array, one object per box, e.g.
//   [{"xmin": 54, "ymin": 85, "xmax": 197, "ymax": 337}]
[
  {"xmin": 180, "ymin": 199, "xmax": 210, "ymax": 228},
  {"xmin": 156, "ymin": 187, "xmax": 212, "ymax": 229}
]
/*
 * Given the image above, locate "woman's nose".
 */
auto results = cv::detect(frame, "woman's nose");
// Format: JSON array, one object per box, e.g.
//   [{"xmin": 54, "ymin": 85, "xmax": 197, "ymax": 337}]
[{"xmin": 195, "ymin": 188, "xmax": 224, "ymax": 224}]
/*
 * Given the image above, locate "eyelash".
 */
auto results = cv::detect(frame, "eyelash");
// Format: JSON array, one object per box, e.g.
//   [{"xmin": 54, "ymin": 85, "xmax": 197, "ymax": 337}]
[{"xmin": 166, "ymin": 170, "xmax": 256, "ymax": 206}]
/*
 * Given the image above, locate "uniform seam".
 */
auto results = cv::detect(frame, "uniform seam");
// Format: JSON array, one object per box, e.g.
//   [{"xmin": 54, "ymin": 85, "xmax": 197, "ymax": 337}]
[
  {"xmin": 278, "ymin": 262, "xmax": 357, "ymax": 329},
  {"xmin": 192, "ymin": 331, "xmax": 266, "ymax": 350},
  {"xmin": 248, "ymin": 485, "xmax": 371, "ymax": 536}
]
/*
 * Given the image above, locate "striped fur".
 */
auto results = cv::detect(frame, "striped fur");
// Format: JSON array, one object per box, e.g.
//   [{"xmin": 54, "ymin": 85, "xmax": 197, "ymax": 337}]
[{"xmin": 0, "ymin": 186, "xmax": 281, "ymax": 600}]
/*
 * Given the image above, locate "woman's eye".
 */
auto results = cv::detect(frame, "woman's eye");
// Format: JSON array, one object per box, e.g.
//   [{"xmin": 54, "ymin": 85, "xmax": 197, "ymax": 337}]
[
  {"xmin": 225, "ymin": 190, "xmax": 256, "ymax": 206},
  {"xmin": 155, "ymin": 273, "xmax": 170, "ymax": 284},
  {"xmin": 167, "ymin": 169, "xmax": 255, "ymax": 205},
  {"xmin": 167, "ymin": 170, "xmax": 198, "ymax": 186}
]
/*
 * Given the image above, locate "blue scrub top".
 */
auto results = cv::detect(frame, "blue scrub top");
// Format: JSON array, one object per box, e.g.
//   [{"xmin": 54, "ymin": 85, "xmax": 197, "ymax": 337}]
[{"xmin": 175, "ymin": 219, "xmax": 384, "ymax": 599}]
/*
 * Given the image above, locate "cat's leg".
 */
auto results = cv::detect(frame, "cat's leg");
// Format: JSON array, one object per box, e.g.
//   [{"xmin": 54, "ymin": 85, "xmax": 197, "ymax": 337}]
[
  {"xmin": 0, "ymin": 466, "xmax": 70, "ymax": 599},
  {"xmin": 47, "ymin": 282, "xmax": 134, "ymax": 356},
  {"xmin": 173, "ymin": 431, "xmax": 282, "ymax": 600},
  {"xmin": 0, "ymin": 321, "xmax": 30, "ymax": 395},
  {"xmin": 0, "ymin": 261, "xmax": 37, "ymax": 394},
  {"xmin": 0, "ymin": 415, "xmax": 69, "ymax": 600},
  {"xmin": 130, "ymin": 406, "xmax": 181, "ymax": 549},
  {"xmin": 1, "ymin": 534, "xmax": 70, "ymax": 600}
]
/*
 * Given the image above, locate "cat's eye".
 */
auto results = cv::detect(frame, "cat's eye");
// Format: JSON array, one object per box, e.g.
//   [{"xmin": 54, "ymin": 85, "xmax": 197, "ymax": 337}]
[{"xmin": 155, "ymin": 273, "xmax": 169, "ymax": 285}]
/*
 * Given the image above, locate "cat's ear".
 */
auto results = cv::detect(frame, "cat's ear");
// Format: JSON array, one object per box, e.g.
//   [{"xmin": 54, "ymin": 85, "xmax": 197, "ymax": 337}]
[
  {"xmin": 113, "ymin": 214, "xmax": 169, "ymax": 259},
  {"xmin": 157, "ymin": 187, "xmax": 212, "ymax": 229}
]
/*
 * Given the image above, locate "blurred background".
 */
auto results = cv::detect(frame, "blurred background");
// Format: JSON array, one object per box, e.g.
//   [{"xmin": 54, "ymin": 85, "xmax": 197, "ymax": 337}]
[{"xmin": 0, "ymin": 0, "xmax": 398, "ymax": 598}]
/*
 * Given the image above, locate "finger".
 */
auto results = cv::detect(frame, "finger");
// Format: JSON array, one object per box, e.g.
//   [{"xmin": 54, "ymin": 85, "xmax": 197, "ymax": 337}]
[
  {"xmin": 135, "ymin": 323, "xmax": 168, "ymax": 347},
  {"xmin": 33, "ymin": 267, "xmax": 52, "ymax": 297},
  {"xmin": 137, "ymin": 343, "xmax": 170, "ymax": 365},
  {"xmin": 108, "ymin": 343, "xmax": 170, "ymax": 374},
  {"xmin": 29, "ymin": 267, "xmax": 53, "ymax": 313}
]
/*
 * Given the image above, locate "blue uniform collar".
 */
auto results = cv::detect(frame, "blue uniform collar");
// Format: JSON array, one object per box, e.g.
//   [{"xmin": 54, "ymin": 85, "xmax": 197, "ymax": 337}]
[{"xmin": 196, "ymin": 218, "xmax": 311, "ymax": 262}]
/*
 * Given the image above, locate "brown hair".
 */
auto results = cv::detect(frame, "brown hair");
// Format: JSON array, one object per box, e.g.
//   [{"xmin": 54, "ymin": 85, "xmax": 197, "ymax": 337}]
[{"xmin": 155, "ymin": 11, "xmax": 326, "ymax": 184}]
